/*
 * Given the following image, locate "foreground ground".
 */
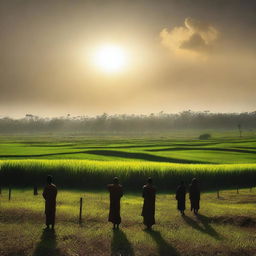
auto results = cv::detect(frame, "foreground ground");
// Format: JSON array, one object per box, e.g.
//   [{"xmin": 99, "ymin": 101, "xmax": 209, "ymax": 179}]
[{"xmin": 0, "ymin": 188, "xmax": 255, "ymax": 256}]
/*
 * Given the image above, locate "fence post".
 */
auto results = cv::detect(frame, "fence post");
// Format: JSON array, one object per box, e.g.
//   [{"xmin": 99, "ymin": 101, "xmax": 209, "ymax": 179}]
[
  {"xmin": 217, "ymin": 189, "xmax": 220, "ymax": 199},
  {"xmin": 8, "ymin": 187, "xmax": 11, "ymax": 201},
  {"xmin": 79, "ymin": 197, "xmax": 83, "ymax": 223},
  {"xmin": 237, "ymin": 187, "xmax": 239, "ymax": 194},
  {"xmin": 34, "ymin": 185, "xmax": 38, "ymax": 196}
]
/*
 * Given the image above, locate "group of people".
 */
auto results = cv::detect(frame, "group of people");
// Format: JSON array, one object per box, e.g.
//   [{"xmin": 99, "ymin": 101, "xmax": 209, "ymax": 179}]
[
  {"xmin": 107, "ymin": 177, "xmax": 200, "ymax": 230},
  {"xmin": 42, "ymin": 175, "xmax": 200, "ymax": 230},
  {"xmin": 108, "ymin": 177, "xmax": 157, "ymax": 230},
  {"xmin": 176, "ymin": 178, "xmax": 200, "ymax": 216}
]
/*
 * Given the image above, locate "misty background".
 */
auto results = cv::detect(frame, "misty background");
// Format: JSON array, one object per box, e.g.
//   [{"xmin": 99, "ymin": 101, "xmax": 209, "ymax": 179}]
[
  {"xmin": 0, "ymin": 111, "xmax": 255, "ymax": 134},
  {"xmin": 0, "ymin": 0, "xmax": 256, "ymax": 117}
]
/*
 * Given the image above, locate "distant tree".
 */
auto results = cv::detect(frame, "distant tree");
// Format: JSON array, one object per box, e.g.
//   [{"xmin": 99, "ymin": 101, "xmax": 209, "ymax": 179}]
[
  {"xmin": 198, "ymin": 133, "xmax": 211, "ymax": 140},
  {"xmin": 238, "ymin": 124, "xmax": 242, "ymax": 137},
  {"xmin": 1, "ymin": 111, "xmax": 256, "ymax": 134},
  {"xmin": 25, "ymin": 114, "xmax": 34, "ymax": 119}
]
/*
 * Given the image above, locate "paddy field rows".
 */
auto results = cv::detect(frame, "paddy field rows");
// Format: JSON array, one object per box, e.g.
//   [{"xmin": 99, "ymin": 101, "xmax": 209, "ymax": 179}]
[{"xmin": 0, "ymin": 135, "xmax": 256, "ymax": 190}]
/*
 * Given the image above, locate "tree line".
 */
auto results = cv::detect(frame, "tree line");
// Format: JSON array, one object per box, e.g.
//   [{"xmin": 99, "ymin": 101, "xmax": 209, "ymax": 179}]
[{"xmin": 0, "ymin": 111, "xmax": 256, "ymax": 133}]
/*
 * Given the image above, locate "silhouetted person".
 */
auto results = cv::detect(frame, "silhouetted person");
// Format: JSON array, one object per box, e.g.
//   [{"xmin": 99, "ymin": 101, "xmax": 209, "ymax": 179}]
[
  {"xmin": 176, "ymin": 181, "xmax": 186, "ymax": 215},
  {"xmin": 189, "ymin": 178, "xmax": 200, "ymax": 215},
  {"xmin": 43, "ymin": 175, "xmax": 57, "ymax": 230},
  {"xmin": 108, "ymin": 177, "xmax": 123, "ymax": 229},
  {"xmin": 142, "ymin": 177, "xmax": 156, "ymax": 229}
]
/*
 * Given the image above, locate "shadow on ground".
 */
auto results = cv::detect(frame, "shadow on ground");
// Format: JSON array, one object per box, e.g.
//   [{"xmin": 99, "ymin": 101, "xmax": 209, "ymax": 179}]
[
  {"xmin": 0, "ymin": 149, "xmax": 208, "ymax": 163},
  {"xmin": 147, "ymin": 147, "xmax": 256, "ymax": 154},
  {"xmin": 33, "ymin": 229, "xmax": 61, "ymax": 256},
  {"xmin": 111, "ymin": 229, "xmax": 134, "ymax": 256},
  {"xmin": 85, "ymin": 150, "xmax": 208, "ymax": 164},
  {"xmin": 182, "ymin": 214, "xmax": 222, "ymax": 240},
  {"xmin": 144, "ymin": 229, "xmax": 180, "ymax": 256}
]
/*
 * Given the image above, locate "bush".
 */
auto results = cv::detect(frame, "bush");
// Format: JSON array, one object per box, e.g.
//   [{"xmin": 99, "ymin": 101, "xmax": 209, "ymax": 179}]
[{"xmin": 199, "ymin": 133, "xmax": 211, "ymax": 140}]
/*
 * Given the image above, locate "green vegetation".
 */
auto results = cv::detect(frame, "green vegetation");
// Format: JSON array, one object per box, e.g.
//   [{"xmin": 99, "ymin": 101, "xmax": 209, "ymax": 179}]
[
  {"xmin": 1, "ymin": 134, "xmax": 256, "ymax": 164},
  {"xmin": 199, "ymin": 133, "xmax": 211, "ymax": 140},
  {"xmin": 0, "ymin": 188, "xmax": 255, "ymax": 256},
  {"xmin": 1, "ymin": 160, "xmax": 256, "ymax": 190},
  {"xmin": 1, "ymin": 135, "xmax": 256, "ymax": 190},
  {"xmin": 0, "ymin": 134, "xmax": 256, "ymax": 255}
]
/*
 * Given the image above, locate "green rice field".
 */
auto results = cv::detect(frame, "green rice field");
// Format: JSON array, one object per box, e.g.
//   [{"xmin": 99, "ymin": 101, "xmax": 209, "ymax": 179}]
[
  {"xmin": 0, "ymin": 133, "xmax": 256, "ymax": 255},
  {"xmin": 0, "ymin": 134, "xmax": 256, "ymax": 190}
]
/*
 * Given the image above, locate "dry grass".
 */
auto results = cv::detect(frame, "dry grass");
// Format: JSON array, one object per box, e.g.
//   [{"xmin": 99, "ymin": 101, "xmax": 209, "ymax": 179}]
[{"xmin": 0, "ymin": 188, "xmax": 256, "ymax": 256}]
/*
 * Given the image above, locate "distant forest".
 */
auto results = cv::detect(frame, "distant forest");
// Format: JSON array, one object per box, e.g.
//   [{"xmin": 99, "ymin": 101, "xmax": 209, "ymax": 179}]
[{"xmin": 0, "ymin": 111, "xmax": 256, "ymax": 133}]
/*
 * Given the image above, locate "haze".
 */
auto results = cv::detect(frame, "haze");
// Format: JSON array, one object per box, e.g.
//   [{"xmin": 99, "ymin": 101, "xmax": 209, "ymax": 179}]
[{"xmin": 0, "ymin": 0, "xmax": 256, "ymax": 117}]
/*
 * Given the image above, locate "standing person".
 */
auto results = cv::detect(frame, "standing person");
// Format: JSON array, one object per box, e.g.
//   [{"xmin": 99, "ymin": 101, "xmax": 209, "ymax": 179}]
[
  {"xmin": 42, "ymin": 175, "xmax": 57, "ymax": 230},
  {"xmin": 108, "ymin": 177, "xmax": 123, "ymax": 229},
  {"xmin": 176, "ymin": 181, "xmax": 186, "ymax": 216},
  {"xmin": 189, "ymin": 178, "xmax": 200, "ymax": 215},
  {"xmin": 142, "ymin": 177, "xmax": 156, "ymax": 230}
]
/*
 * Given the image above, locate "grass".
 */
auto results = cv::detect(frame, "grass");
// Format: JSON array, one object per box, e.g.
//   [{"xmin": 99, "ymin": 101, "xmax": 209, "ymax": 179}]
[
  {"xmin": 1, "ymin": 135, "xmax": 256, "ymax": 190},
  {"xmin": 1, "ymin": 133, "xmax": 256, "ymax": 255},
  {"xmin": 1, "ymin": 134, "xmax": 256, "ymax": 164},
  {"xmin": 0, "ymin": 188, "xmax": 255, "ymax": 256},
  {"xmin": 1, "ymin": 159, "xmax": 256, "ymax": 190}
]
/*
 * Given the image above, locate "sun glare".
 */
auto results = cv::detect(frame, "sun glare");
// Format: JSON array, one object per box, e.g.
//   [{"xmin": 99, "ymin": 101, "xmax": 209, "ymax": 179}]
[{"xmin": 93, "ymin": 45, "xmax": 127, "ymax": 73}]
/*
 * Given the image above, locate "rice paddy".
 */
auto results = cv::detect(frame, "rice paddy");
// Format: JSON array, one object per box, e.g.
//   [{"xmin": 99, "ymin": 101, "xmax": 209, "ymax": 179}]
[
  {"xmin": 0, "ymin": 134, "xmax": 256, "ymax": 255},
  {"xmin": 0, "ymin": 134, "xmax": 256, "ymax": 190}
]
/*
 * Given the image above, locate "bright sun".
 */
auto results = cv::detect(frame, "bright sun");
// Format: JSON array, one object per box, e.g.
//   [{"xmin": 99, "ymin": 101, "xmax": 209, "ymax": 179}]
[{"xmin": 93, "ymin": 45, "xmax": 127, "ymax": 73}]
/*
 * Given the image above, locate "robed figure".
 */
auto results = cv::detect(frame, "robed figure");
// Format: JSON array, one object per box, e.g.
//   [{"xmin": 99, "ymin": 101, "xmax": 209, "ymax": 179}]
[
  {"xmin": 42, "ymin": 175, "xmax": 57, "ymax": 229},
  {"xmin": 189, "ymin": 178, "xmax": 200, "ymax": 215},
  {"xmin": 142, "ymin": 177, "xmax": 156, "ymax": 229},
  {"xmin": 108, "ymin": 177, "xmax": 123, "ymax": 229},
  {"xmin": 176, "ymin": 181, "xmax": 186, "ymax": 215}
]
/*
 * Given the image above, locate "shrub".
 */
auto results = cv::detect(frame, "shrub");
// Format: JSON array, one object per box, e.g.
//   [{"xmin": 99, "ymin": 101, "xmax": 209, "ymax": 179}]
[{"xmin": 199, "ymin": 133, "xmax": 211, "ymax": 140}]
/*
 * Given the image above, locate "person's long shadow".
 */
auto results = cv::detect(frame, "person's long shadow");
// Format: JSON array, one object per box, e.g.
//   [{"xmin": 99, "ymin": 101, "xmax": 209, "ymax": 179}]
[
  {"xmin": 144, "ymin": 229, "xmax": 180, "ymax": 256},
  {"xmin": 111, "ymin": 229, "xmax": 134, "ymax": 256},
  {"xmin": 33, "ymin": 229, "xmax": 61, "ymax": 256},
  {"xmin": 182, "ymin": 214, "xmax": 222, "ymax": 240}
]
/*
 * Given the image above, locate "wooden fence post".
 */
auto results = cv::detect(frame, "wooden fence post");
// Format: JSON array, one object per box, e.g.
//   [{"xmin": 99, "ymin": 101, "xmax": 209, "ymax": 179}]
[
  {"xmin": 8, "ymin": 187, "xmax": 11, "ymax": 201},
  {"xmin": 34, "ymin": 185, "xmax": 38, "ymax": 196},
  {"xmin": 236, "ymin": 187, "xmax": 239, "ymax": 194},
  {"xmin": 79, "ymin": 197, "xmax": 83, "ymax": 223}
]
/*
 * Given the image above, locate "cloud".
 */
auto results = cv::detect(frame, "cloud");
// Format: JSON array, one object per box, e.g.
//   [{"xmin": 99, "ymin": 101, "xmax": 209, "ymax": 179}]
[
  {"xmin": 180, "ymin": 33, "xmax": 206, "ymax": 50},
  {"xmin": 160, "ymin": 17, "xmax": 219, "ymax": 55}
]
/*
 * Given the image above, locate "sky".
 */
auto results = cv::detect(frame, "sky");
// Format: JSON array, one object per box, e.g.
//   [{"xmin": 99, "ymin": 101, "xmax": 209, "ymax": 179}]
[{"xmin": 0, "ymin": 0, "xmax": 256, "ymax": 117}]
